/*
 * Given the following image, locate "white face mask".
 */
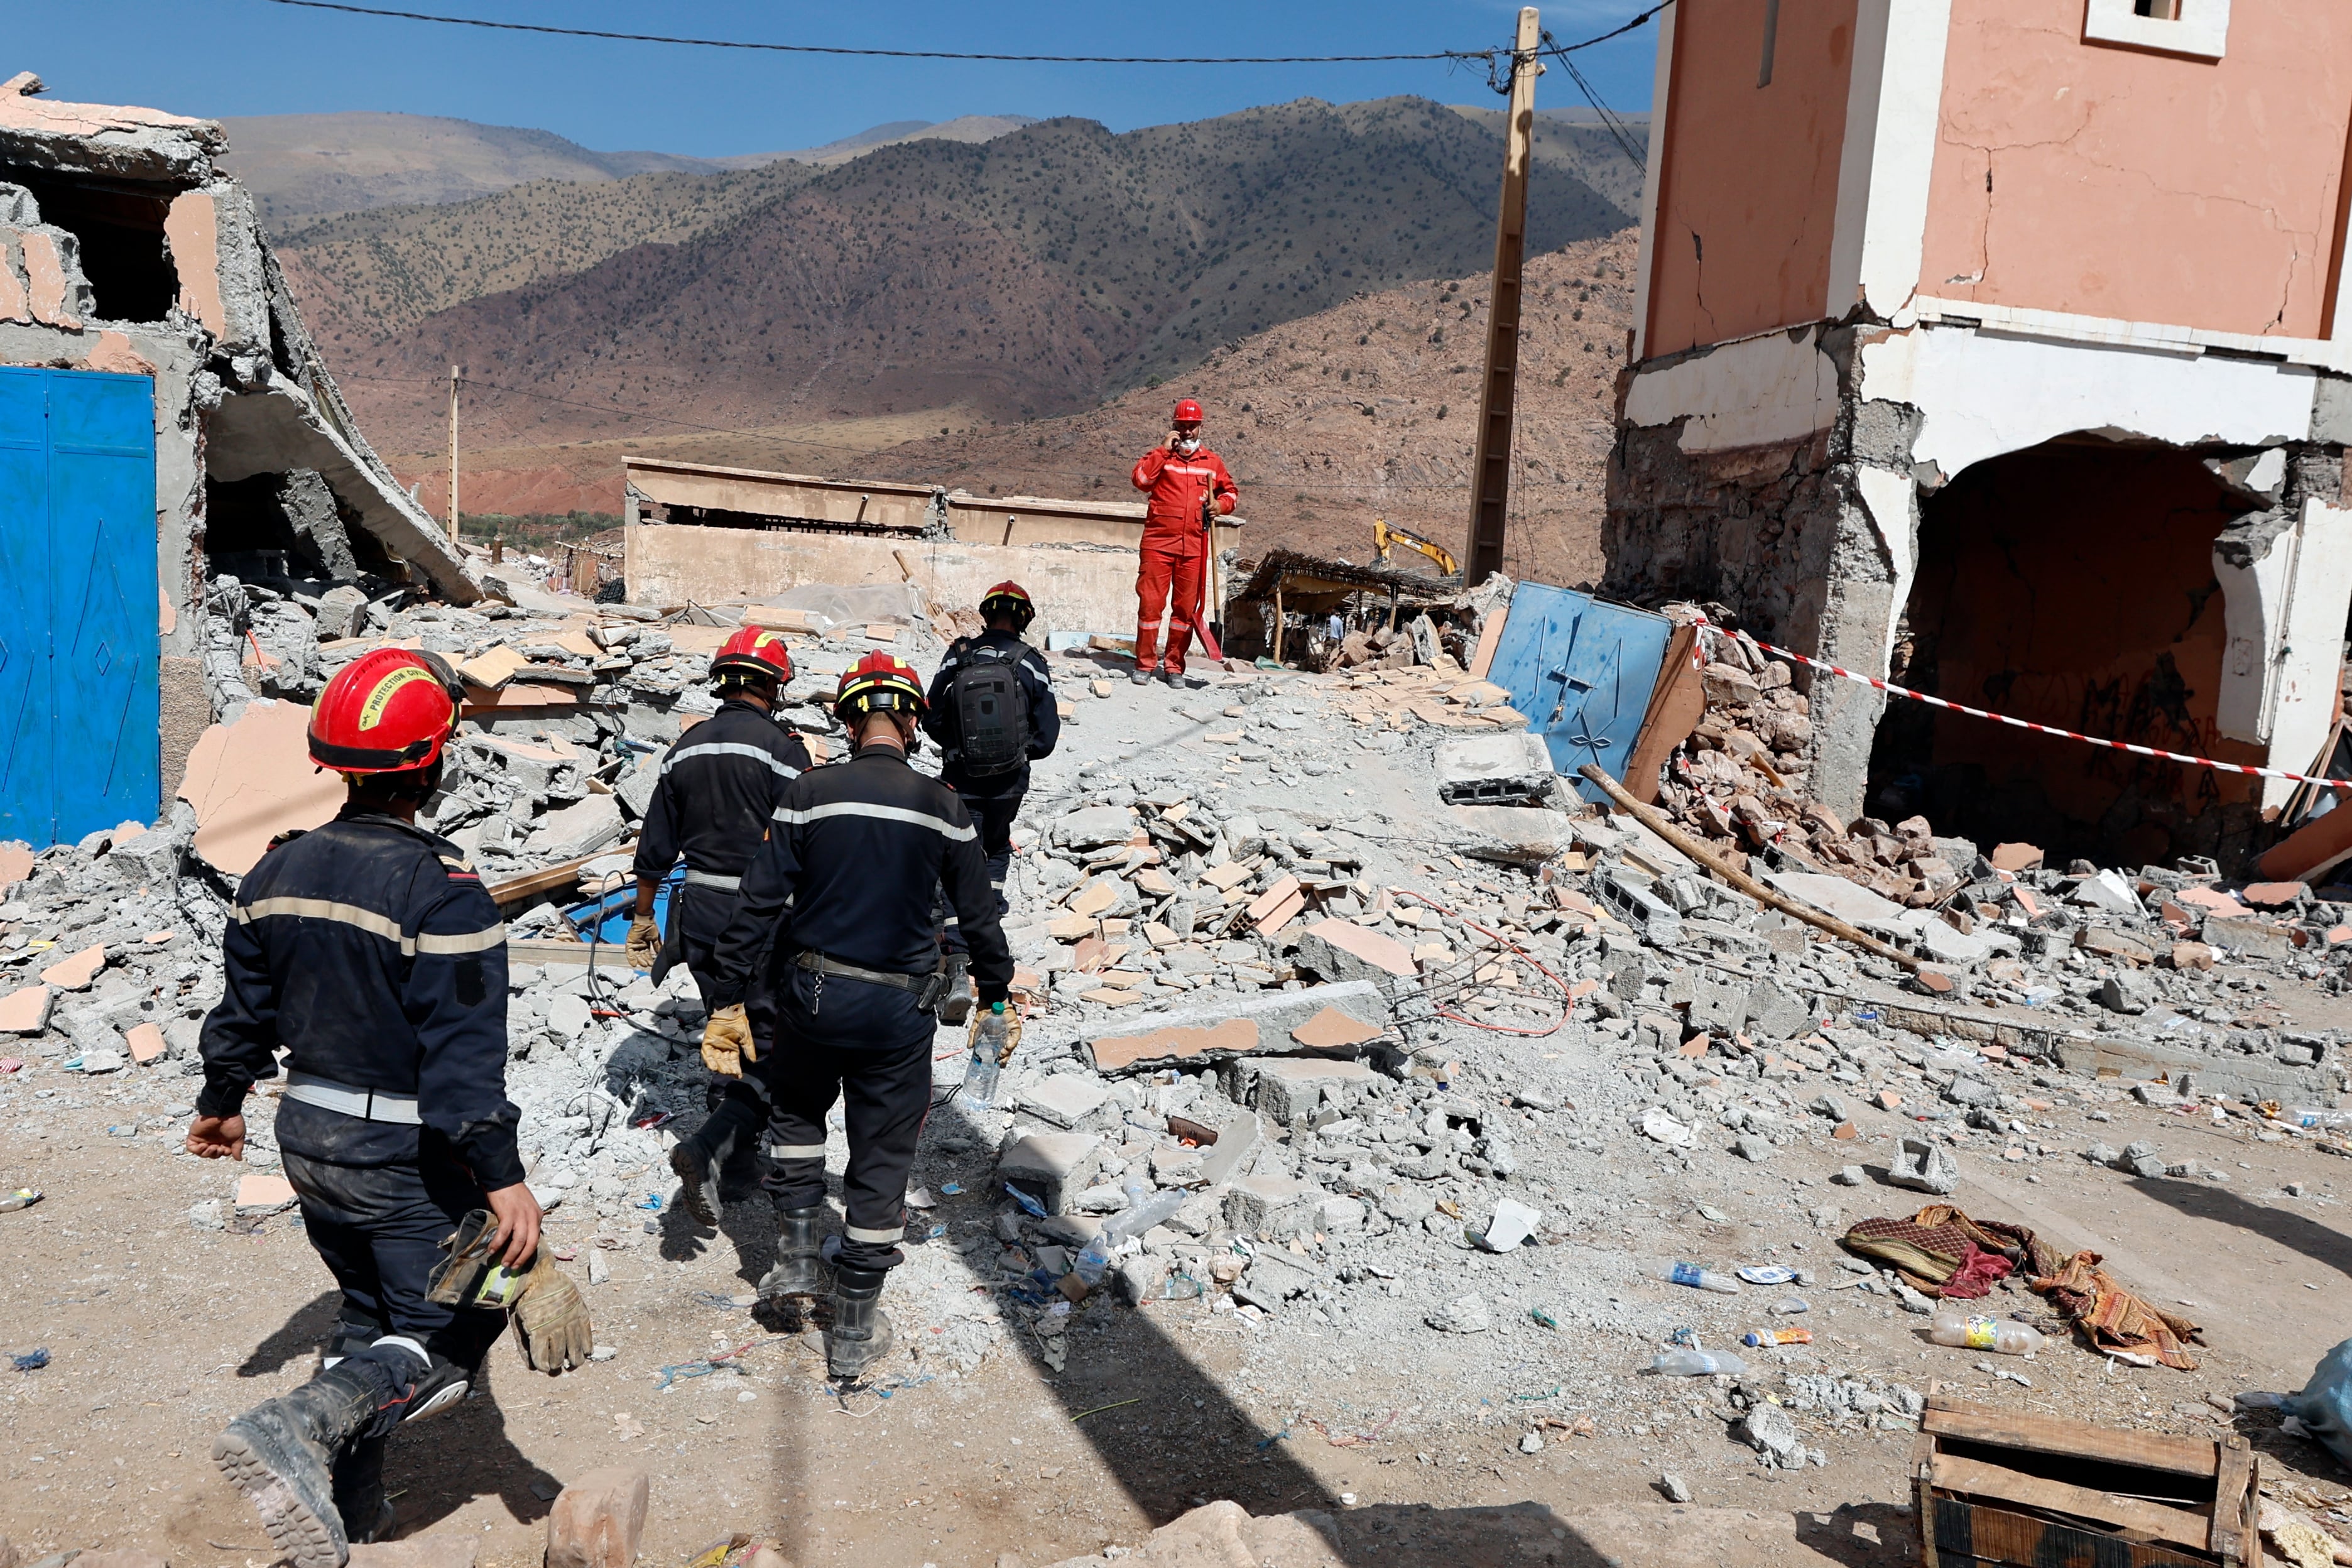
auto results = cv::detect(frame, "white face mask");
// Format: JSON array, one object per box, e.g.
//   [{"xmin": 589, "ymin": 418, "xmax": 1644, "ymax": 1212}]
[{"xmin": 1175, "ymin": 435, "xmax": 1201, "ymax": 454}]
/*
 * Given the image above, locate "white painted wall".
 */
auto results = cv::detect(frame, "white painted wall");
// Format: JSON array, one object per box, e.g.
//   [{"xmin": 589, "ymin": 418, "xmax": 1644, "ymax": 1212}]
[
  {"xmin": 2213, "ymin": 520, "xmax": 2297, "ymax": 746},
  {"xmin": 1853, "ymin": 464, "xmax": 1920, "ymax": 668},
  {"xmin": 1621, "ymin": 329, "xmax": 1841, "ymax": 452},
  {"xmin": 1856, "ymin": 324, "xmax": 2321, "ymax": 482},
  {"xmin": 1827, "ymin": 0, "xmax": 1954, "ymax": 321},
  {"xmin": 1628, "ymin": 0, "xmax": 1678, "ymax": 363},
  {"xmin": 2263, "ymin": 499, "xmax": 2352, "ymax": 812}
]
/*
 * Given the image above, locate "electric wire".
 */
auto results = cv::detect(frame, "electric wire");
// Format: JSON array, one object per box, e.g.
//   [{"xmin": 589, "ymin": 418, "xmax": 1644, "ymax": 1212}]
[{"xmin": 254, "ymin": 0, "xmax": 1670, "ymax": 68}]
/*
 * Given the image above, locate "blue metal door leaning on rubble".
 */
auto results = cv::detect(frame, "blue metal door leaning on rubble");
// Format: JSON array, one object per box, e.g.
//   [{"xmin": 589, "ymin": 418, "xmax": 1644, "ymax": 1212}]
[
  {"xmin": 0, "ymin": 368, "xmax": 159, "ymax": 848},
  {"xmin": 1485, "ymin": 584, "xmax": 1673, "ymax": 806}
]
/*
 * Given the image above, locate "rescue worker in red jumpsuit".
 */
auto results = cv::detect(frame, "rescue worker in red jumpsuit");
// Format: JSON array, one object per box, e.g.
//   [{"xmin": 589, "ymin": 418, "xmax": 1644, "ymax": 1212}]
[{"xmin": 1129, "ymin": 397, "xmax": 1238, "ymax": 686}]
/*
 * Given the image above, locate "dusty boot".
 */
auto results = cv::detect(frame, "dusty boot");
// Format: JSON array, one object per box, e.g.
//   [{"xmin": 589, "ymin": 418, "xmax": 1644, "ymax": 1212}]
[
  {"xmin": 668, "ymin": 1112, "xmax": 744, "ymax": 1226},
  {"xmin": 212, "ymin": 1360, "xmax": 383, "ymax": 1568},
  {"xmin": 825, "ymin": 1265, "xmax": 896, "ymax": 1381},
  {"xmin": 936, "ymin": 952, "xmax": 973, "ymax": 1027},
  {"xmin": 758, "ymin": 1205, "xmax": 833, "ymax": 1302},
  {"xmin": 1129, "ymin": 667, "xmax": 1152, "ymax": 685},
  {"xmin": 332, "ymin": 1435, "xmax": 394, "ymax": 1546}
]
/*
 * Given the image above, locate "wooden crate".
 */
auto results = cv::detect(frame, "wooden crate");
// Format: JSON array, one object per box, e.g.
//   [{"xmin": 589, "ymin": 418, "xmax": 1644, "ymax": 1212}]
[{"xmin": 1914, "ymin": 1396, "xmax": 2258, "ymax": 1567}]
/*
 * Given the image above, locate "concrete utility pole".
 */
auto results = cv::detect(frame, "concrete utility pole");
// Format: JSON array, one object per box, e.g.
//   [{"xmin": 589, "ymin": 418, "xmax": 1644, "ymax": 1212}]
[
  {"xmin": 447, "ymin": 364, "xmax": 461, "ymax": 543},
  {"xmin": 1464, "ymin": 6, "xmax": 1542, "ymax": 588}
]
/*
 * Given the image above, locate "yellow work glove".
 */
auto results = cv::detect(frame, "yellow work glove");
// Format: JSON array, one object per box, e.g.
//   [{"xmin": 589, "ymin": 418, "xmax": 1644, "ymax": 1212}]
[
  {"xmin": 507, "ymin": 1248, "xmax": 594, "ymax": 1374},
  {"xmin": 701, "ymin": 1003, "xmax": 754, "ymax": 1077},
  {"xmin": 971, "ymin": 1001, "xmax": 1023, "ymax": 1066},
  {"xmin": 624, "ymin": 916, "xmax": 662, "ymax": 972}
]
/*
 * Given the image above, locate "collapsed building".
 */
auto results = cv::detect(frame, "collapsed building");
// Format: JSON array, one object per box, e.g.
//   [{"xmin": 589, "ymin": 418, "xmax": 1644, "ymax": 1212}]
[
  {"xmin": 1606, "ymin": 2, "xmax": 2352, "ymax": 870},
  {"xmin": 0, "ymin": 72, "xmax": 476, "ymax": 849}
]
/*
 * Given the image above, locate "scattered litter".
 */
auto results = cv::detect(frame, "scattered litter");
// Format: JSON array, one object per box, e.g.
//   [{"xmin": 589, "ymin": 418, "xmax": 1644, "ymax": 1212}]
[{"xmin": 13, "ymin": 1348, "xmax": 49, "ymax": 1371}]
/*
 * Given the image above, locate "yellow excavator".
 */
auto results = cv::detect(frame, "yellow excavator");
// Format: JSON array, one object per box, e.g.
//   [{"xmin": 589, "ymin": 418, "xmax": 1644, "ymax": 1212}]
[{"xmin": 1373, "ymin": 518, "xmax": 1459, "ymax": 577}]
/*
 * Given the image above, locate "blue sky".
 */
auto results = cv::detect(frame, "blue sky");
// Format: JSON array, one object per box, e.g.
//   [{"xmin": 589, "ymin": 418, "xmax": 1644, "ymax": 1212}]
[{"xmin": 13, "ymin": 0, "xmax": 1660, "ymax": 155}]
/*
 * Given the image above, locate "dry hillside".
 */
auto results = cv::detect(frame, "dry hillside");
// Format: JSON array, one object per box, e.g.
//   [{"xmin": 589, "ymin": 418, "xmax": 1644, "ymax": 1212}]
[
  {"xmin": 878, "ymin": 228, "xmax": 1638, "ymax": 589},
  {"xmin": 317, "ymin": 95, "xmax": 1632, "ymax": 463}
]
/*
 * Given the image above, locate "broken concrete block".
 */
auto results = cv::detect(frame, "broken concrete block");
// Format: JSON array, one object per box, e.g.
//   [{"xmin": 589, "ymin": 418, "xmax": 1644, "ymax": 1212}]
[
  {"xmin": 2099, "ymin": 970, "xmax": 2153, "ymax": 1015},
  {"xmin": 0, "ymin": 985, "xmax": 52, "ymax": 1035},
  {"xmin": 235, "ymin": 1172, "xmax": 298, "ymax": 1213},
  {"xmin": 2066, "ymin": 869, "xmax": 2143, "ymax": 916},
  {"xmin": 1247, "ymin": 1059, "xmax": 1379, "ymax": 1126},
  {"xmin": 1195, "ymin": 1109, "xmax": 1261, "ymax": 1186},
  {"xmin": 1232, "ymin": 1246, "xmax": 1319, "ymax": 1310},
  {"xmin": 2075, "ymin": 927, "xmax": 2154, "ymax": 966},
  {"xmin": 1222, "ymin": 1174, "xmax": 1324, "ymax": 1236},
  {"xmin": 1477, "ymin": 1197, "xmax": 1542, "ymax": 1253},
  {"xmin": 1435, "ymin": 731, "xmax": 1555, "ymax": 806},
  {"xmin": 538, "ymin": 795, "xmax": 627, "ymax": 859},
  {"xmin": 126, "ymin": 1021, "xmax": 166, "ymax": 1064},
  {"xmin": 1886, "ymin": 1136, "xmax": 1958, "ymax": 1195},
  {"xmin": 1293, "ymin": 917, "xmax": 1416, "ymax": 984},
  {"xmin": 999, "ymin": 1133, "xmax": 1106, "ymax": 1216},
  {"xmin": 1592, "ymin": 868, "xmax": 1682, "ymax": 944},
  {"xmin": 1056, "ymin": 805, "xmax": 1134, "ymax": 851},
  {"xmin": 1083, "ymin": 981, "xmax": 1385, "ymax": 1074},
  {"xmin": 546, "ymin": 993, "xmax": 594, "ymax": 1041},
  {"xmin": 106, "ymin": 826, "xmax": 181, "ymax": 885},
  {"xmin": 1735, "ymin": 1402, "xmax": 1806, "ymax": 1469},
  {"xmin": 2205, "ymin": 917, "xmax": 2294, "ymax": 961},
  {"xmin": 1742, "ymin": 976, "xmax": 1812, "ymax": 1040},
  {"xmin": 1446, "ymin": 804, "xmax": 1576, "ymax": 866},
  {"xmin": 1016, "ymin": 1075, "xmax": 1114, "ymax": 1130},
  {"xmin": 545, "ymin": 1466, "xmax": 650, "ymax": 1568}
]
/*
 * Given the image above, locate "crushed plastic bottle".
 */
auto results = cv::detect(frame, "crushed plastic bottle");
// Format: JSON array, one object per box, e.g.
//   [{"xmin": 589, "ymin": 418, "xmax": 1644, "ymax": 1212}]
[
  {"xmin": 1742, "ymin": 1327, "xmax": 1813, "ymax": 1348},
  {"xmin": 1930, "ymin": 1304, "xmax": 2042, "ymax": 1355},
  {"xmin": 1648, "ymin": 1348, "xmax": 1748, "ymax": 1377},
  {"xmin": 1072, "ymin": 1182, "xmax": 1189, "ymax": 1288},
  {"xmin": 1662, "ymin": 1262, "xmax": 1741, "ymax": 1293}
]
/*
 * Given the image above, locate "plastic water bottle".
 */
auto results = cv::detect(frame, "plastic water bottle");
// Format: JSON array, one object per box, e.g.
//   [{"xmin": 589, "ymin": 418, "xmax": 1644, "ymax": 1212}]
[
  {"xmin": 1930, "ymin": 1304, "xmax": 2042, "ymax": 1355},
  {"xmin": 1742, "ymin": 1327, "xmax": 1812, "ymax": 1348},
  {"xmin": 1661, "ymin": 1261, "xmax": 1741, "ymax": 1294},
  {"xmin": 1649, "ymin": 1349, "xmax": 1748, "ymax": 1376},
  {"xmin": 956, "ymin": 1005, "xmax": 1009, "ymax": 1111},
  {"xmin": 1073, "ymin": 1184, "xmax": 1188, "ymax": 1288}
]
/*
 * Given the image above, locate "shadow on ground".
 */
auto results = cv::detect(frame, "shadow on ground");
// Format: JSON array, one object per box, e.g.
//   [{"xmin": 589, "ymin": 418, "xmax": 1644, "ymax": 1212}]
[{"xmin": 2124, "ymin": 1175, "xmax": 2352, "ymax": 1280}]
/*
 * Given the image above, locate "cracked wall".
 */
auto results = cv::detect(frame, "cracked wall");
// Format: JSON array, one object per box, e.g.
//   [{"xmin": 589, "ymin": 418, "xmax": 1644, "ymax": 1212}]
[
  {"xmin": 1919, "ymin": 0, "xmax": 2352, "ymax": 337},
  {"xmin": 1643, "ymin": 0, "xmax": 1861, "ymax": 359}
]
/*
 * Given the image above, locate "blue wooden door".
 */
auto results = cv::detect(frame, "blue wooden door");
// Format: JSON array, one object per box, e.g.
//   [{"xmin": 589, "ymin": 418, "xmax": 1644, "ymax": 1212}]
[
  {"xmin": 0, "ymin": 368, "xmax": 157, "ymax": 847},
  {"xmin": 1486, "ymin": 584, "xmax": 1674, "ymax": 805}
]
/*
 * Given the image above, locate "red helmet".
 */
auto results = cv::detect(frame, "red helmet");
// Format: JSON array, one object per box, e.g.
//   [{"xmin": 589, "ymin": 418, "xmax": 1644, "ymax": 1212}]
[
  {"xmin": 308, "ymin": 647, "xmax": 462, "ymax": 776},
  {"xmin": 711, "ymin": 626, "xmax": 793, "ymax": 684},
  {"xmin": 1172, "ymin": 398, "xmax": 1204, "ymax": 424},
  {"xmin": 978, "ymin": 580, "xmax": 1035, "ymax": 633},
  {"xmin": 835, "ymin": 651, "xmax": 926, "ymax": 723}
]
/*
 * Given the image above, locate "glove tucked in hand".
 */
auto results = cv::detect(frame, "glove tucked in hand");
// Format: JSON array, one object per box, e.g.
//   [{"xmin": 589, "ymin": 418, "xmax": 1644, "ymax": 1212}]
[
  {"xmin": 971, "ymin": 1001, "xmax": 1023, "ymax": 1066},
  {"xmin": 624, "ymin": 916, "xmax": 662, "ymax": 972},
  {"xmin": 507, "ymin": 1247, "xmax": 594, "ymax": 1373},
  {"xmin": 702, "ymin": 1003, "xmax": 754, "ymax": 1077}
]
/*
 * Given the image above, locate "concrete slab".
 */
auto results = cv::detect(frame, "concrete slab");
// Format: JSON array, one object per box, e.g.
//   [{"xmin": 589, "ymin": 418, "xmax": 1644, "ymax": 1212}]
[{"xmin": 1082, "ymin": 981, "xmax": 1386, "ymax": 1074}]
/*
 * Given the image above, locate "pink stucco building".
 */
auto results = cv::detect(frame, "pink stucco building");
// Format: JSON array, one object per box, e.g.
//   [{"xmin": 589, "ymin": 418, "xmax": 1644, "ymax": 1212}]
[{"xmin": 1608, "ymin": 0, "xmax": 2352, "ymax": 867}]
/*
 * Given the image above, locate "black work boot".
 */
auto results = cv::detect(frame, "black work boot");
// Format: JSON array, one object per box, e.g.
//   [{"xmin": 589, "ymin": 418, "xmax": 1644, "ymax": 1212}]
[
  {"xmin": 332, "ymin": 1435, "xmax": 395, "ymax": 1546},
  {"xmin": 937, "ymin": 951, "xmax": 974, "ymax": 1027},
  {"xmin": 825, "ymin": 1265, "xmax": 896, "ymax": 1381},
  {"xmin": 758, "ymin": 1205, "xmax": 834, "ymax": 1302},
  {"xmin": 213, "ymin": 1360, "xmax": 383, "ymax": 1568},
  {"xmin": 670, "ymin": 1113, "xmax": 744, "ymax": 1227}
]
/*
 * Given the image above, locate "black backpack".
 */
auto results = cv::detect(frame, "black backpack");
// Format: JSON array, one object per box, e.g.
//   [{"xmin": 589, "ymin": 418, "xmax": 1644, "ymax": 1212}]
[{"xmin": 948, "ymin": 643, "xmax": 1031, "ymax": 777}]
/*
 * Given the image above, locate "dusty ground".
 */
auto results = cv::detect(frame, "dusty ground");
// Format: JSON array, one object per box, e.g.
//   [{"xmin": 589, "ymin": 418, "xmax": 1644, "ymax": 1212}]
[{"xmin": 6, "ymin": 671, "xmax": 2352, "ymax": 1567}]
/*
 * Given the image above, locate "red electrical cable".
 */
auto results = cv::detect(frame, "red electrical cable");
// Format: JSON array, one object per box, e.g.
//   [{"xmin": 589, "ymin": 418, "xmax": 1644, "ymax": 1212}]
[{"xmin": 1390, "ymin": 890, "xmax": 1579, "ymax": 1037}]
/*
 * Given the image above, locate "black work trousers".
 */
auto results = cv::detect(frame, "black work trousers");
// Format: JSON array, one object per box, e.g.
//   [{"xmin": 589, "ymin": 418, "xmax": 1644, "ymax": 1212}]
[
  {"xmin": 665, "ymin": 881, "xmax": 773, "ymax": 1158},
  {"xmin": 939, "ymin": 789, "xmax": 1019, "ymax": 954},
  {"xmin": 756, "ymin": 968, "xmax": 934, "ymax": 1273},
  {"xmin": 282, "ymin": 1145, "xmax": 507, "ymax": 1378}
]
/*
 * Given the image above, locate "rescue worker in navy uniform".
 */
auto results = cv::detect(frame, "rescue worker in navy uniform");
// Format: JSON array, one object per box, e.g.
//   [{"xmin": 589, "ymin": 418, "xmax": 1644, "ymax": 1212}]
[
  {"xmin": 188, "ymin": 648, "xmax": 591, "ymax": 1568},
  {"xmin": 700, "ymin": 652, "xmax": 1018, "ymax": 1380},
  {"xmin": 922, "ymin": 580, "xmax": 1060, "ymax": 1023},
  {"xmin": 624, "ymin": 627, "xmax": 814, "ymax": 1226}
]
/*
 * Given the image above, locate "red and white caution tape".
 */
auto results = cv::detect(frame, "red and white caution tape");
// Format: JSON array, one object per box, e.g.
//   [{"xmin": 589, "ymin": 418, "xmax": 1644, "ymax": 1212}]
[{"xmin": 1692, "ymin": 619, "xmax": 2351, "ymax": 792}]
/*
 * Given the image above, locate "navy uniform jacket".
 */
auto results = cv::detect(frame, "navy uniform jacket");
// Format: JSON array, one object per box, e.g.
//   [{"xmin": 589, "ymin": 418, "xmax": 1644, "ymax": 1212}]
[
  {"xmin": 920, "ymin": 630, "xmax": 1060, "ymax": 800},
  {"xmin": 196, "ymin": 807, "xmax": 522, "ymax": 1189},
  {"xmin": 631, "ymin": 699, "xmax": 814, "ymax": 946},
  {"xmin": 705, "ymin": 746, "xmax": 1014, "ymax": 1016}
]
